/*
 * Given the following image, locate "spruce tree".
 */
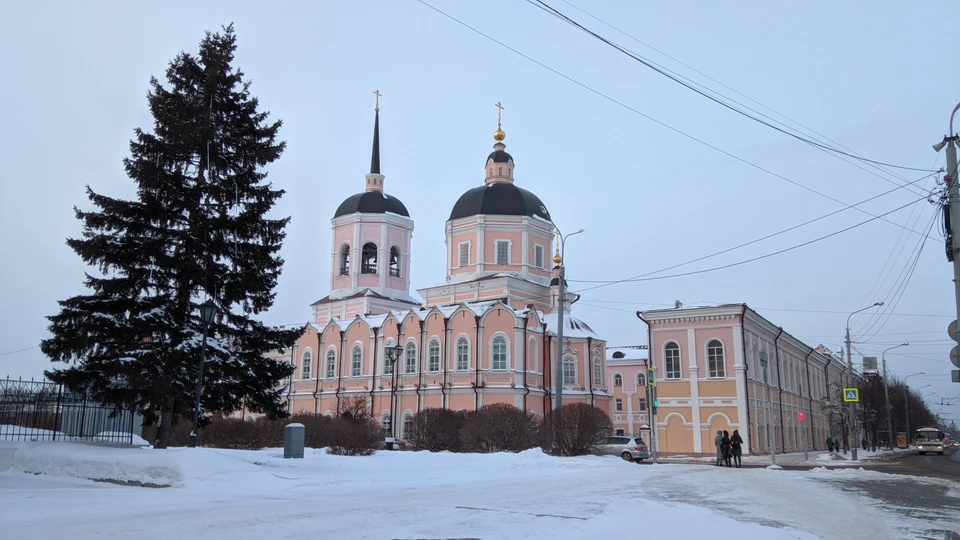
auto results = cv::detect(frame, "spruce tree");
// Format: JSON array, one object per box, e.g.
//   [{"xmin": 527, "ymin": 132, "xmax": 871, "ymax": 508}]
[{"xmin": 41, "ymin": 25, "xmax": 298, "ymax": 448}]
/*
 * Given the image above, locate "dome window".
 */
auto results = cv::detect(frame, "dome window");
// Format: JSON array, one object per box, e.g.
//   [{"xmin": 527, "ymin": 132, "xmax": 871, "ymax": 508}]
[{"xmin": 361, "ymin": 243, "xmax": 378, "ymax": 274}]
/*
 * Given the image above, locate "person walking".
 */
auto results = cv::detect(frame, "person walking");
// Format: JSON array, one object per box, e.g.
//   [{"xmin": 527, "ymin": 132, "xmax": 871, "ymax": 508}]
[
  {"xmin": 714, "ymin": 430, "xmax": 723, "ymax": 466},
  {"xmin": 826, "ymin": 436, "xmax": 834, "ymax": 453},
  {"xmin": 730, "ymin": 429, "xmax": 744, "ymax": 468},
  {"xmin": 721, "ymin": 430, "xmax": 732, "ymax": 467}
]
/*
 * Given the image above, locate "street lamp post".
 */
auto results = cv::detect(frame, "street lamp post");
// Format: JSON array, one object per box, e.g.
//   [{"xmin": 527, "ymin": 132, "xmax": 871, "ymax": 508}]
[
  {"xmin": 552, "ymin": 227, "xmax": 583, "ymax": 457},
  {"xmin": 905, "ymin": 381, "xmax": 930, "ymax": 444},
  {"xmin": 189, "ymin": 299, "xmax": 218, "ymax": 448},
  {"xmin": 845, "ymin": 302, "xmax": 883, "ymax": 460},
  {"xmin": 881, "ymin": 343, "xmax": 908, "ymax": 449},
  {"xmin": 385, "ymin": 344, "xmax": 403, "ymax": 444}
]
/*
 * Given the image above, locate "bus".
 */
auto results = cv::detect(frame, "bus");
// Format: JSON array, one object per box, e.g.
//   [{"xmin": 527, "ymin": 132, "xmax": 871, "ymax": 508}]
[{"xmin": 914, "ymin": 427, "xmax": 945, "ymax": 455}]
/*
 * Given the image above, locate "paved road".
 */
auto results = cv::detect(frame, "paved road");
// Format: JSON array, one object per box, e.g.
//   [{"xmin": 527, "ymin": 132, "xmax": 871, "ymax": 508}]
[{"xmin": 878, "ymin": 446, "xmax": 960, "ymax": 481}]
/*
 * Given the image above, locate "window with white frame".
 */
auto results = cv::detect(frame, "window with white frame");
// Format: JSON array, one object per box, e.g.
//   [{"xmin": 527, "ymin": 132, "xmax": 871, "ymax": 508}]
[
  {"xmin": 405, "ymin": 342, "xmax": 417, "ymax": 374},
  {"xmin": 428, "ymin": 339, "xmax": 440, "ymax": 372},
  {"xmin": 381, "ymin": 411, "xmax": 391, "ymax": 436},
  {"xmin": 637, "ymin": 373, "xmax": 646, "ymax": 387},
  {"xmin": 615, "ymin": 398, "xmax": 623, "ymax": 412},
  {"xmin": 402, "ymin": 413, "xmax": 414, "ymax": 440},
  {"xmin": 301, "ymin": 349, "xmax": 312, "ymax": 380},
  {"xmin": 458, "ymin": 243, "xmax": 469, "ymax": 267},
  {"xmin": 351, "ymin": 346, "xmax": 362, "ymax": 377},
  {"xmin": 707, "ymin": 340, "xmax": 725, "ymax": 378},
  {"xmin": 562, "ymin": 354, "xmax": 576, "ymax": 385},
  {"xmin": 665, "ymin": 342, "xmax": 681, "ymax": 379},
  {"xmin": 456, "ymin": 337, "xmax": 469, "ymax": 371},
  {"xmin": 592, "ymin": 355, "xmax": 602, "ymax": 387},
  {"xmin": 613, "ymin": 373, "xmax": 622, "ymax": 386},
  {"xmin": 638, "ymin": 398, "xmax": 646, "ymax": 411},
  {"xmin": 325, "ymin": 350, "xmax": 336, "ymax": 378},
  {"xmin": 495, "ymin": 240, "xmax": 509, "ymax": 265},
  {"xmin": 492, "ymin": 335, "xmax": 508, "ymax": 370},
  {"xmin": 534, "ymin": 245, "xmax": 544, "ymax": 269},
  {"xmin": 384, "ymin": 340, "xmax": 395, "ymax": 374}
]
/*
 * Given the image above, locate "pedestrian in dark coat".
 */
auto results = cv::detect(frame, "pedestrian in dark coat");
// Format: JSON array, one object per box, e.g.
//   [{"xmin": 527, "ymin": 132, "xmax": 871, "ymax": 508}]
[
  {"xmin": 730, "ymin": 429, "xmax": 744, "ymax": 468},
  {"xmin": 826, "ymin": 437, "xmax": 834, "ymax": 452},
  {"xmin": 721, "ymin": 430, "xmax": 732, "ymax": 467}
]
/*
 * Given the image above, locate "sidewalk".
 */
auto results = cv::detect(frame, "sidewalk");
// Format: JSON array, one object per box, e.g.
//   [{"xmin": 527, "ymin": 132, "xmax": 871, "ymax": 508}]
[{"xmin": 660, "ymin": 448, "xmax": 905, "ymax": 467}]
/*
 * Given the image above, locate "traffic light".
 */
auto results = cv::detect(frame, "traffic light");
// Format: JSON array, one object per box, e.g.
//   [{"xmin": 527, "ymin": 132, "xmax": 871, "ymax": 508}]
[
  {"xmin": 798, "ymin": 412, "xmax": 805, "ymax": 421},
  {"xmin": 652, "ymin": 399, "xmax": 659, "ymax": 414}
]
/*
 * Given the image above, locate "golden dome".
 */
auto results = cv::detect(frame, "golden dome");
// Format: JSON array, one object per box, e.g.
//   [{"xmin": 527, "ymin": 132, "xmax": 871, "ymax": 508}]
[
  {"xmin": 553, "ymin": 248, "xmax": 562, "ymax": 265},
  {"xmin": 494, "ymin": 127, "xmax": 506, "ymax": 142}
]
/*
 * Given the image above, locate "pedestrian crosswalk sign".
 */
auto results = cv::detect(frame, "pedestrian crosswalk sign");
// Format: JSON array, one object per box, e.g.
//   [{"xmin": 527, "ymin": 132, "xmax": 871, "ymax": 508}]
[{"xmin": 843, "ymin": 388, "xmax": 859, "ymax": 402}]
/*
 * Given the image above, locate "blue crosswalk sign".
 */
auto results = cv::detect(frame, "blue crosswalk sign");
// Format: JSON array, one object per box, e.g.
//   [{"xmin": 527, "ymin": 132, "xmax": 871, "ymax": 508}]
[{"xmin": 843, "ymin": 388, "xmax": 859, "ymax": 402}]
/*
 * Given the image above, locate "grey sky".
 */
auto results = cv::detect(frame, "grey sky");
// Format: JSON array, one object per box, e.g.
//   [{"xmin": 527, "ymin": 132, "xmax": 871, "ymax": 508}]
[{"xmin": 2, "ymin": 0, "xmax": 958, "ymax": 420}]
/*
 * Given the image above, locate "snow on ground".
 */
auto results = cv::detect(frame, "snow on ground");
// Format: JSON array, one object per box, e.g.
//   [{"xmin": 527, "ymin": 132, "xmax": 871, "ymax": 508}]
[{"xmin": 0, "ymin": 442, "xmax": 954, "ymax": 540}]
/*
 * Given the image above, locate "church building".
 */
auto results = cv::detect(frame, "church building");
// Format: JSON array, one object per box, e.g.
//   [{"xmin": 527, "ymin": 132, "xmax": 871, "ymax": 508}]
[{"xmin": 282, "ymin": 99, "xmax": 610, "ymax": 440}]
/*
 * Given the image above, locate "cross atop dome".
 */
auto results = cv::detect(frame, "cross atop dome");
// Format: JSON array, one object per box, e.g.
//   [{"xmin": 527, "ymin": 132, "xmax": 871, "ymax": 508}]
[
  {"xmin": 494, "ymin": 101, "xmax": 505, "ymax": 142},
  {"xmin": 485, "ymin": 100, "xmax": 514, "ymax": 185}
]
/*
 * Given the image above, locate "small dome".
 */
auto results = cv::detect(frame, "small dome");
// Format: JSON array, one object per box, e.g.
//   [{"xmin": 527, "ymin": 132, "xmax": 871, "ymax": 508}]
[
  {"xmin": 494, "ymin": 127, "xmax": 506, "ymax": 142},
  {"xmin": 449, "ymin": 182, "xmax": 550, "ymax": 221},
  {"xmin": 486, "ymin": 149, "xmax": 513, "ymax": 164},
  {"xmin": 334, "ymin": 191, "xmax": 409, "ymax": 218}
]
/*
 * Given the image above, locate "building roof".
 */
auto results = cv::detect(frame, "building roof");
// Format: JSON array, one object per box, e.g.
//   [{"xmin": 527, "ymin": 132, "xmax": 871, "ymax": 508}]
[
  {"xmin": 310, "ymin": 288, "xmax": 420, "ymax": 307},
  {"xmin": 333, "ymin": 191, "xmax": 410, "ymax": 218},
  {"xmin": 606, "ymin": 345, "xmax": 648, "ymax": 363},
  {"xmin": 486, "ymin": 149, "xmax": 513, "ymax": 164},
  {"xmin": 448, "ymin": 182, "xmax": 550, "ymax": 221}
]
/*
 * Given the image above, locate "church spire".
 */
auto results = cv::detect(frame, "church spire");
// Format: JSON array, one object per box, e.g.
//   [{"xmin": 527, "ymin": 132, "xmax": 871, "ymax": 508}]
[{"xmin": 370, "ymin": 89, "xmax": 381, "ymax": 175}]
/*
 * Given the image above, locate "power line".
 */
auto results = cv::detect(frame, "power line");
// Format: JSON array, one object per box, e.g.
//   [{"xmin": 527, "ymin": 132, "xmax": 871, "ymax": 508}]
[
  {"xmin": 0, "ymin": 345, "xmax": 40, "ymax": 357},
  {"xmin": 566, "ymin": 195, "xmax": 928, "ymax": 292},
  {"xmin": 529, "ymin": 0, "xmax": 939, "ymax": 177},
  {"xmin": 576, "ymin": 299, "xmax": 954, "ymax": 320},
  {"xmin": 413, "ymin": 0, "xmax": 937, "ymax": 240}
]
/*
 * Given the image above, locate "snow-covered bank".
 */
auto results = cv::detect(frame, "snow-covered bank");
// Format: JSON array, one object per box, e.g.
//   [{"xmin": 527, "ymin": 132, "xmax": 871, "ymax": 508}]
[{"xmin": 2, "ymin": 443, "xmax": 181, "ymax": 486}]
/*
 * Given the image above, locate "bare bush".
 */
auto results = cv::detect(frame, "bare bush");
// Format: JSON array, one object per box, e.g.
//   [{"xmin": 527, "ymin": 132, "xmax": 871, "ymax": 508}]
[
  {"xmin": 544, "ymin": 403, "xmax": 612, "ymax": 456},
  {"xmin": 327, "ymin": 396, "xmax": 381, "ymax": 456},
  {"xmin": 408, "ymin": 408, "xmax": 468, "ymax": 452},
  {"xmin": 460, "ymin": 403, "xmax": 540, "ymax": 453}
]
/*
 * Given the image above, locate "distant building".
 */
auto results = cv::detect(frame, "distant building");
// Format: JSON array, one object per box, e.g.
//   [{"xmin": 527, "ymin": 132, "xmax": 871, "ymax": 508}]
[
  {"xmin": 605, "ymin": 346, "xmax": 651, "ymax": 440},
  {"xmin": 633, "ymin": 304, "xmax": 848, "ymax": 457}
]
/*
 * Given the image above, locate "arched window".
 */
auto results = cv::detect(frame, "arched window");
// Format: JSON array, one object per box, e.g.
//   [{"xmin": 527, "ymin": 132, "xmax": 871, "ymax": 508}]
[
  {"xmin": 613, "ymin": 374, "xmax": 623, "ymax": 386},
  {"xmin": 636, "ymin": 373, "xmax": 646, "ymax": 387},
  {"xmin": 708, "ymin": 340, "xmax": 725, "ymax": 378},
  {"xmin": 562, "ymin": 354, "xmax": 576, "ymax": 385},
  {"xmin": 381, "ymin": 411, "xmax": 392, "ymax": 436},
  {"xmin": 339, "ymin": 244, "xmax": 350, "ymax": 275},
  {"xmin": 592, "ymin": 355, "xmax": 602, "ymax": 387},
  {"xmin": 361, "ymin": 242, "xmax": 377, "ymax": 274},
  {"xmin": 428, "ymin": 339, "xmax": 440, "ymax": 372},
  {"xmin": 301, "ymin": 349, "xmax": 312, "ymax": 380},
  {"xmin": 665, "ymin": 342, "xmax": 681, "ymax": 379},
  {"xmin": 498, "ymin": 166, "xmax": 503, "ymax": 176},
  {"xmin": 325, "ymin": 349, "xmax": 336, "ymax": 378},
  {"xmin": 456, "ymin": 337, "xmax": 469, "ymax": 371},
  {"xmin": 402, "ymin": 413, "xmax": 414, "ymax": 440},
  {"xmin": 528, "ymin": 339, "xmax": 538, "ymax": 372},
  {"xmin": 492, "ymin": 335, "xmax": 508, "ymax": 370},
  {"xmin": 351, "ymin": 346, "xmax": 362, "ymax": 377},
  {"xmin": 389, "ymin": 246, "xmax": 401, "ymax": 277},
  {"xmin": 384, "ymin": 340, "xmax": 395, "ymax": 375},
  {"xmin": 404, "ymin": 342, "xmax": 417, "ymax": 374}
]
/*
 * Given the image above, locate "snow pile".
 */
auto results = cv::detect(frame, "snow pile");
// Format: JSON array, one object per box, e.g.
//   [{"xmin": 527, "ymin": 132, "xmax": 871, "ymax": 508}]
[
  {"xmin": 93, "ymin": 431, "xmax": 150, "ymax": 446},
  {"xmin": 5, "ymin": 443, "xmax": 182, "ymax": 487},
  {"xmin": 0, "ymin": 424, "xmax": 67, "ymax": 442}
]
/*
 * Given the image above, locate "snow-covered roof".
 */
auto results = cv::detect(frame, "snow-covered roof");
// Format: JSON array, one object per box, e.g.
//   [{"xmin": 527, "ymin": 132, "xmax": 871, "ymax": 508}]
[{"xmin": 537, "ymin": 310, "xmax": 600, "ymax": 339}]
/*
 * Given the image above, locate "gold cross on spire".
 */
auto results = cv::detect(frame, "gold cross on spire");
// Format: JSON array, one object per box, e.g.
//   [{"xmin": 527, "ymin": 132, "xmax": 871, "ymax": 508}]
[
  {"xmin": 495, "ymin": 101, "xmax": 504, "ymax": 127},
  {"xmin": 374, "ymin": 89, "xmax": 382, "ymax": 112},
  {"xmin": 494, "ymin": 101, "xmax": 506, "ymax": 142}
]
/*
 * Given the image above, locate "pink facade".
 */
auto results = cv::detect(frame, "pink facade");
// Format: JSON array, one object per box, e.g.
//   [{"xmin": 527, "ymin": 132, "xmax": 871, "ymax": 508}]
[
  {"xmin": 276, "ymin": 106, "xmax": 609, "ymax": 440},
  {"xmin": 637, "ymin": 304, "xmax": 845, "ymax": 457},
  {"xmin": 606, "ymin": 346, "xmax": 651, "ymax": 441}
]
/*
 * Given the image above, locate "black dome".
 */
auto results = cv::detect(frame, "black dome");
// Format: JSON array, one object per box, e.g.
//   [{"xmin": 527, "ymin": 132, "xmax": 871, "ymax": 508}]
[
  {"xmin": 334, "ymin": 191, "xmax": 410, "ymax": 218},
  {"xmin": 486, "ymin": 150, "xmax": 513, "ymax": 164},
  {"xmin": 448, "ymin": 182, "xmax": 551, "ymax": 221}
]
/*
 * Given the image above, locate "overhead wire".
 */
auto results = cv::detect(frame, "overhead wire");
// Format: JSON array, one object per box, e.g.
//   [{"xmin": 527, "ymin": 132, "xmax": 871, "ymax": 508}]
[
  {"xmin": 528, "ymin": 0, "xmax": 939, "ymax": 179},
  {"xmin": 413, "ymin": 0, "xmax": 938, "ymax": 241}
]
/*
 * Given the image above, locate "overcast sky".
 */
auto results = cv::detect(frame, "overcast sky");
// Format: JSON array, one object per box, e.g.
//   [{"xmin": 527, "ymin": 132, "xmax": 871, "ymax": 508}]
[{"xmin": 2, "ymin": 0, "xmax": 958, "ymax": 421}]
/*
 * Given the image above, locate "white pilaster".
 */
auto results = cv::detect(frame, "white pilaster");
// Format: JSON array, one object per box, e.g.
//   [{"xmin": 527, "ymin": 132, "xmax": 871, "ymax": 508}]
[
  {"xmin": 687, "ymin": 328, "xmax": 702, "ymax": 453},
  {"xmin": 476, "ymin": 223, "xmax": 485, "ymax": 275},
  {"xmin": 379, "ymin": 222, "xmax": 388, "ymax": 291},
  {"xmin": 732, "ymin": 324, "xmax": 750, "ymax": 452},
  {"xmin": 521, "ymin": 228, "xmax": 529, "ymax": 280},
  {"xmin": 351, "ymin": 220, "xmax": 360, "ymax": 291}
]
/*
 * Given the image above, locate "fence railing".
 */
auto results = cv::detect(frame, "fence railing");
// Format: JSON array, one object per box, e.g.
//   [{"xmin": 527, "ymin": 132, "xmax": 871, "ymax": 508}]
[{"xmin": 0, "ymin": 378, "xmax": 137, "ymax": 444}]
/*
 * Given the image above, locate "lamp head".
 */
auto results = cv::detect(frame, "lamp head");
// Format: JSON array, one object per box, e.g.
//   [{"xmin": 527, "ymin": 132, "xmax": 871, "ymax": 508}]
[
  {"xmin": 874, "ymin": 301, "xmax": 884, "ymax": 307},
  {"xmin": 933, "ymin": 139, "xmax": 948, "ymax": 152}
]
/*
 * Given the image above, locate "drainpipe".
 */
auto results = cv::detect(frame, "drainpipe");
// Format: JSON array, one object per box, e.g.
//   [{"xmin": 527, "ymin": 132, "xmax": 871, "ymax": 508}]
[
  {"xmin": 635, "ymin": 311, "xmax": 655, "ymax": 460},
  {"xmin": 416, "ymin": 319, "xmax": 425, "ymax": 414},
  {"xmin": 803, "ymin": 349, "xmax": 815, "ymax": 450},
  {"xmin": 587, "ymin": 336, "xmax": 595, "ymax": 406},
  {"xmin": 522, "ymin": 310, "xmax": 530, "ymax": 412},
  {"xmin": 314, "ymin": 329, "xmax": 324, "ymax": 415},
  {"xmin": 774, "ymin": 327, "xmax": 785, "ymax": 453},
  {"xmin": 369, "ymin": 327, "xmax": 379, "ymax": 414},
  {"xmin": 474, "ymin": 315, "xmax": 482, "ymax": 410},
  {"xmin": 392, "ymin": 329, "xmax": 401, "ymax": 439},
  {"xmin": 739, "ymin": 304, "xmax": 751, "ymax": 454},
  {"xmin": 441, "ymin": 317, "xmax": 449, "ymax": 408},
  {"xmin": 336, "ymin": 329, "xmax": 345, "ymax": 416}
]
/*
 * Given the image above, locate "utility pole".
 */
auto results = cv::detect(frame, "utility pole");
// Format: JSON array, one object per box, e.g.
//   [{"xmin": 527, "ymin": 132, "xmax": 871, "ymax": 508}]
[
  {"xmin": 846, "ymin": 302, "xmax": 883, "ymax": 460},
  {"xmin": 552, "ymin": 228, "xmax": 583, "ymax": 456},
  {"xmin": 882, "ymin": 343, "xmax": 908, "ymax": 449},
  {"xmin": 936, "ymin": 104, "xmax": 960, "ymax": 389}
]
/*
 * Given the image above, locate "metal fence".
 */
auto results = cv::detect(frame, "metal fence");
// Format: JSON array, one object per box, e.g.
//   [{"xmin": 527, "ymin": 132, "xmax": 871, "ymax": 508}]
[{"xmin": 0, "ymin": 378, "xmax": 139, "ymax": 444}]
